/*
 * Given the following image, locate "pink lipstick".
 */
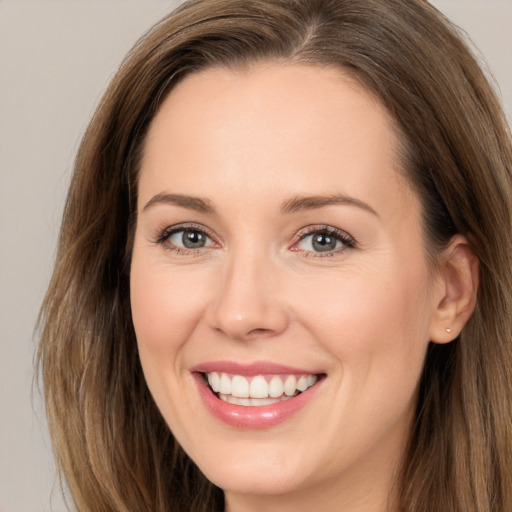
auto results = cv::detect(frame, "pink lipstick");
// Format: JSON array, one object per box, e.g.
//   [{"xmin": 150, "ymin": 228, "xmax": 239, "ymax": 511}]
[{"xmin": 191, "ymin": 361, "xmax": 324, "ymax": 429}]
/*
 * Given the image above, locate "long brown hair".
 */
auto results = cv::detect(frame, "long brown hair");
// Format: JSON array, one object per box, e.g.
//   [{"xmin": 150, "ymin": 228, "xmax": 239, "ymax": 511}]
[{"xmin": 38, "ymin": 1, "xmax": 512, "ymax": 510}]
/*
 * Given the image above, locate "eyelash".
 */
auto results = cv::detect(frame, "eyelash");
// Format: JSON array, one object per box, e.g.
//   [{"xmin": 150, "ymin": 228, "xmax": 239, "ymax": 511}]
[
  {"xmin": 293, "ymin": 225, "xmax": 356, "ymax": 257},
  {"xmin": 153, "ymin": 223, "xmax": 356, "ymax": 257},
  {"xmin": 154, "ymin": 223, "xmax": 218, "ymax": 256}
]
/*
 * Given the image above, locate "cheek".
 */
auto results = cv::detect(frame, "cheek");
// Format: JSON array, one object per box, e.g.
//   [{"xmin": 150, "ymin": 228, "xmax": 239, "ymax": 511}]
[
  {"xmin": 129, "ymin": 252, "xmax": 216, "ymax": 434},
  {"xmin": 291, "ymin": 264, "xmax": 432, "ymax": 454},
  {"xmin": 130, "ymin": 253, "xmax": 212, "ymax": 366},
  {"xmin": 293, "ymin": 262, "xmax": 432, "ymax": 380}
]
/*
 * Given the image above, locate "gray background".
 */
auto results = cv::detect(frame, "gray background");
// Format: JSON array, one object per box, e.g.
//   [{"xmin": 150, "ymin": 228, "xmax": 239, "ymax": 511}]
[{"xmin": 0, "ymin": 1, "xmax": 511, "ymax": 511}]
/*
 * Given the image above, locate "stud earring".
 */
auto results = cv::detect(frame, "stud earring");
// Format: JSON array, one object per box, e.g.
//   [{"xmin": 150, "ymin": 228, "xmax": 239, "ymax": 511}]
[{"xmin": 446, "ymin": 328, "xmax": 452, "ymax": 333}]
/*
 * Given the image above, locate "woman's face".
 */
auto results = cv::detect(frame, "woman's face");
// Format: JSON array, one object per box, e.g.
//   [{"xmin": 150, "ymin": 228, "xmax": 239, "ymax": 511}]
[{"xmin": 130, "ymin": 63, "xmax": 442, "ymax": 508}]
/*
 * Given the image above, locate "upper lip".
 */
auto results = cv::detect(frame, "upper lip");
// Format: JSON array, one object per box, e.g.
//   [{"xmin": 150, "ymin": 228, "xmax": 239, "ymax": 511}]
[{"xmin": 190, "ymin": 360, "xmax": 321, "ymax": 376}]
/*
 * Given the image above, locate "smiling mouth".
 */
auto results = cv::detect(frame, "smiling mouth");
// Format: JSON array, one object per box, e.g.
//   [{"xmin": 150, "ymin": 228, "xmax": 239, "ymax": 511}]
[{"xmin": 202, "ymin": 372, "xmax": 323, "ymax": 407}]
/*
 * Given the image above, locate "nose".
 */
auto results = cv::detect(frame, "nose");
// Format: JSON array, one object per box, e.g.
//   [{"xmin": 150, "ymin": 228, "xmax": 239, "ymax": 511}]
[{"xmin": 206, "ymin": 250, "xmax": 289, "ymax": 341}]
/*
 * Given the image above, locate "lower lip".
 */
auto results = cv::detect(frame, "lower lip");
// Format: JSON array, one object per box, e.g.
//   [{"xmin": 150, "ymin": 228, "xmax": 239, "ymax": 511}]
[{"xmin": 193, "ymin": 373, "xmax": 323, "ymax": 429}]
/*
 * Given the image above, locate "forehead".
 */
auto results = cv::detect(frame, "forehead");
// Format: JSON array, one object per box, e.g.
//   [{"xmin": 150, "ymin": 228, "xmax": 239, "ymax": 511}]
[{"xmin": 138, "ymin": 62, "xmax": 415, "ymax": 221}]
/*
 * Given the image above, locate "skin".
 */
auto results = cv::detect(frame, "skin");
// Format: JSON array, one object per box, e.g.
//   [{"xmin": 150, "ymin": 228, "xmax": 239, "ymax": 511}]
[{"xmin": 130, "ymin": 63, "xmax": 478, "ymax": 512}]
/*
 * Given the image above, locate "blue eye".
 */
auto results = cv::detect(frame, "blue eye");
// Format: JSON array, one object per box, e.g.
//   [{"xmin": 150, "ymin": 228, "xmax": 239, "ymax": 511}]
[
  {"xmin": 295, "ymin": 227, "xmax": 354, "ymax": 254},
  {"xmin": 169, "ymin": 229, "xmax": 212, "ymax": 249},
  {"xmin": 155, "ymin": 224, "xmax": 353, "ymax": 256},
  {"xmin": 156, "ymin": 225, "xmax": 216, "ymax": 253}
]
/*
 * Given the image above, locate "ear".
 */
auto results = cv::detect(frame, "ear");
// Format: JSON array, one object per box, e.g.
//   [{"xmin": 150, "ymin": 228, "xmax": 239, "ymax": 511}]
[{"xmin": 429, "ymin": 235, "xmax": 479, "ymax": 344}]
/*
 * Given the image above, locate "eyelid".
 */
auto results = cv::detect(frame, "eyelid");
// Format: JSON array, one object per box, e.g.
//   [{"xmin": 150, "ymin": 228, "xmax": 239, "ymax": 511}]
[
  {"xmin": 151, "ymin": 222, "xmax": 356, "ymax": 257},
  {"xmin": 153, "ymin": 222, "xmax": 220, "ymax": 254},
  {"xmin": 291, "ymin": 225, "xmax": 356, "ymax": 255}
]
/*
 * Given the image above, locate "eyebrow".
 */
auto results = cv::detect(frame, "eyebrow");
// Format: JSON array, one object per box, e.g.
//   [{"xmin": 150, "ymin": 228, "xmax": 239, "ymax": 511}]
[
  {"xmin": 280, "ymin": 194, "xmax": 379, "ymax": 217},
  {"xmin": 143, "ymin": 193, "xmax": 215, "ymax": 213},
  {"xmin": 142, "ymin": 191, "xmax": 378, "ymax": 218}
]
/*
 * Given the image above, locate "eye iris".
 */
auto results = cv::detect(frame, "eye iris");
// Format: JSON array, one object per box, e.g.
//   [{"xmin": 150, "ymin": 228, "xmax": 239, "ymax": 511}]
[
  {"xmin": 312, "ymin": 233, "xmax": 337, "ymax": 252},
  {"xmin": 182, "ymin": 230, "xmax": 206, "ymax": 248}
]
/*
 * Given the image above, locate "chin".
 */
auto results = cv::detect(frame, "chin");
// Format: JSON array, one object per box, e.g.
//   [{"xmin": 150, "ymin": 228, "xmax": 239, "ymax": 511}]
[
  {"xmin": 183, "ymin": 435, "xmax": 320, "ymax": 498},
  {"xmin": 202, "ymin": 459, "xmax": 308, "ymax": 497}
]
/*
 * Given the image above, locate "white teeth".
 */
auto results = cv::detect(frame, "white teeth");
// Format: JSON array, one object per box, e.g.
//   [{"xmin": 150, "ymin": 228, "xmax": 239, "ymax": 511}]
[
  {"xmin": 205, "ymin": 372, "xmax": 319, "ymax": 400},
  {"xmin": 249, "ymin": 375, "xmax": 269, "ymax": 398},
  {"xmin": 231, "ymin": 375, "xmax": 249, "ymax": 398},
  {"xmin": 268, "ymin": 375, "xmax": 284, "ymax": 398},
  {"xmin": 283, "ymin": 375, "xmax": 297, "ymax": 396},
  {"xmin": 219, "ymin": 373, "xmax": 231, "ymax": 395},
  {"xmin": 219, "ymin": 394, "xmax": 294, "ymax": 407},
  {"xmin": 207, "ymin": 372, "xmax": 220, "ymax": 392},
  {"xmin": 296, "ymin": 375, "xmax": 309, "ymax": 392}
]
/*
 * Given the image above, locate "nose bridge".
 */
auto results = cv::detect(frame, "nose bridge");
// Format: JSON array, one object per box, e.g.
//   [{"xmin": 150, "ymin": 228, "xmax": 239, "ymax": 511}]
[{"xmin": 208, "ymin": 242, "xmax": 288, "ymax": 340}]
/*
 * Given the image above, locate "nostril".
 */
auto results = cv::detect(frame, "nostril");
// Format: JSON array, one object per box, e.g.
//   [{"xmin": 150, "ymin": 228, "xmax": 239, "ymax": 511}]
[
  {"xmin": 247, "ymin": 327, "xmax": 273, "ymax": 337},
  {"xmin": 212, "ymin": 319, "xmax": 285, "ymax": 342}
]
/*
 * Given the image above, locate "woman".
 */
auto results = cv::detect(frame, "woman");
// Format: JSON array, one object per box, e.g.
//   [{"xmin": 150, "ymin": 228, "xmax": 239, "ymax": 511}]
[{"xmin": 38, "ymin": 0, "xmax": 512, "ymax": 510}]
